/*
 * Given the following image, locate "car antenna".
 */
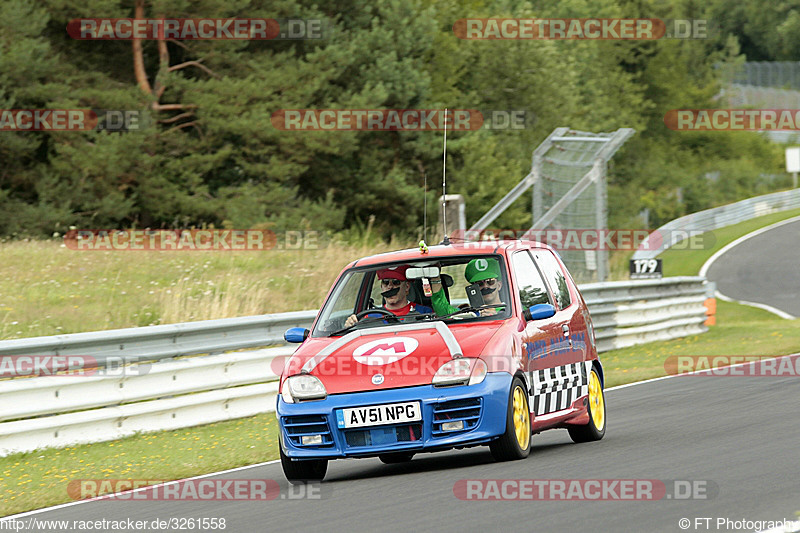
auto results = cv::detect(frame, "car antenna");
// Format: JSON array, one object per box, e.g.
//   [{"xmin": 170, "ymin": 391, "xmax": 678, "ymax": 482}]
[
  {"xmin": 440, "ymin": 108, "xmax": 451, "ymax": 246},
  {"xmin": 423, "ymin": 170, "xmax": 427, "ymax": 245}
]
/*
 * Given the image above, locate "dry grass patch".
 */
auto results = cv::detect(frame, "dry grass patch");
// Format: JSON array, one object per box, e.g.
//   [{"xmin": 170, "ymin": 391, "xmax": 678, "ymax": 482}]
[{"xmin": 0, "ymin": 238, "xmax": 409, "ymax": 339}]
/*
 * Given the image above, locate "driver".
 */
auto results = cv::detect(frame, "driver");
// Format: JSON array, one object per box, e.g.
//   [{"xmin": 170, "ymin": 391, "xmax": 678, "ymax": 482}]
[
  {"xmin": 430, "ymin": 257, "xmax": 504, "ymax": 317},
  {"xmin": 343, "ymin": 265, "xmax": 432, "ymax": 328}
]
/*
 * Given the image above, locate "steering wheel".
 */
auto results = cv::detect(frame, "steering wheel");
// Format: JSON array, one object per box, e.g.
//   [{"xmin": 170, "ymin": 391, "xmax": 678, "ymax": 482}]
[{"xmin": 355, "ymin": 308, "xmax": 399, "ymax": 322}]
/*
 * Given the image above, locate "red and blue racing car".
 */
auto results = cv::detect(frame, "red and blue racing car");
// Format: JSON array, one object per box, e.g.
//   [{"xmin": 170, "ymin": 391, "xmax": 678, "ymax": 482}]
[{"xmin": 278, "ymin": 240, "xmax": 605, "ymax": 482}]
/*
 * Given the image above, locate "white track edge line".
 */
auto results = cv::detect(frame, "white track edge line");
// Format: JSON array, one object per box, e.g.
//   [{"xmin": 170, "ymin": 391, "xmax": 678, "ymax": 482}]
[
  {"xmin": 715, "ymin": 291, "xmax": 795, "ymax": 320},
  {"xmin": 698, "ymin": 215, "xmax": 800, "ymax": 319}
]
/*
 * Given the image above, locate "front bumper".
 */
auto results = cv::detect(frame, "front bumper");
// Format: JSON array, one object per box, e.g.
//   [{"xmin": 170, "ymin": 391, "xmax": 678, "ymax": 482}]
[{"xmin": 277, "ymin": 372, "xmax": 512, "ymax": 459}]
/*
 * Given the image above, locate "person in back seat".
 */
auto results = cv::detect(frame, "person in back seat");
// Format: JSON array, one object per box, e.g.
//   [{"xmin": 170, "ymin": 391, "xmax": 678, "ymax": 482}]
[
  {"xmin": 343, "ymin": 265, "xmax": 432, "ymax": 328},
  {"xmin": 429, "ymin": 258, "xmax": 504, "ymax": 317}
]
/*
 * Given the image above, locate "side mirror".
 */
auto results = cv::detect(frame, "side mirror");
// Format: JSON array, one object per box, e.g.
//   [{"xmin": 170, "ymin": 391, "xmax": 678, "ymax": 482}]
[
  {"xmin": 523, "ymin": 303, "xmax": 556, "ymax": 321},
  {"xmin": 284, "ymin": 327, "xmax": 310, "ymax": 343}
]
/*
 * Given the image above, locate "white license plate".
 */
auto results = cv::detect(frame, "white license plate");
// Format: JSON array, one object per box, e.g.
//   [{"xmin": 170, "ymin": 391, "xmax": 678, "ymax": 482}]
[{"xmin": 337, "ymin": 401, "xmax": 422, "ymax": 429}]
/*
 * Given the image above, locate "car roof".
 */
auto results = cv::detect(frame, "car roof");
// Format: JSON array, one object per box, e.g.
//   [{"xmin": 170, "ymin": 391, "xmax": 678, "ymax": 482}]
[{"xmin": 345, "ymin": 239, "xmax": 554, "ymax": 269}]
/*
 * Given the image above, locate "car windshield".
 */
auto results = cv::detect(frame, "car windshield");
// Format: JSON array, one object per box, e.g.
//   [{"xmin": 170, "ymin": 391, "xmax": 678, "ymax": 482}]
[{"xmin": 312, "ymin": 255, "xmax": 512, "ymax": 337}]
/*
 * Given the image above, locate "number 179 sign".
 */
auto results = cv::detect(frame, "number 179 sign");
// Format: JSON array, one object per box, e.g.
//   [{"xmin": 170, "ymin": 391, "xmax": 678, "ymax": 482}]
[{"xmin": 629, "ymin": 258, "xmax": 662, "ymax": 279}]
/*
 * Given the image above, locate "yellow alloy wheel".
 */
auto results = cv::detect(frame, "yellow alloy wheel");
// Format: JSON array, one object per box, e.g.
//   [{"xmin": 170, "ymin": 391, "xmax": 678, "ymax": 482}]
[
  {"xmin": 588, "ymin": 370, "xmax": 605, "ymax": 431},
  {"xmin": 512, "ymin": 385, "xmax": 531, "ymax": 450},
  {"xmin": 491, "ymin": 376, "xmax": 533, "ymax": 460}
]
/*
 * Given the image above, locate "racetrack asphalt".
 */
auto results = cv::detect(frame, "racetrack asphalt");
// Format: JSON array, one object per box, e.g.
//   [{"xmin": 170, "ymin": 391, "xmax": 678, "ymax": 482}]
[
  {"xmin": 13, "ymin": 372, "xmax": 800, "ymax": 533},
  {"xmin": 705, "ymin": 218, "xmax": 800, "ymax": 317}
]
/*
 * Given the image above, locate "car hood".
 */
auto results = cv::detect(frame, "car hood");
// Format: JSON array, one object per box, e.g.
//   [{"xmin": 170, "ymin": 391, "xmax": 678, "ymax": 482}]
[{"xmin": 284, "ymin": 320, "xmax": 506, "ymax": 394}]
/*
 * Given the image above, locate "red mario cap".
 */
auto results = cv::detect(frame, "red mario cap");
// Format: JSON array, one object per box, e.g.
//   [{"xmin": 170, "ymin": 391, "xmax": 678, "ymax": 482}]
[{"xmin": 377, "ymin": 265, "xmax": 408, "ymax": 281}]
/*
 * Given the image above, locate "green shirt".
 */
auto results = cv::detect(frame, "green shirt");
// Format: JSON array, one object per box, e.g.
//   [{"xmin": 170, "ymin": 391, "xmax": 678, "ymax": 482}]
[
  {"xmin": 431, "ymin": 288, "xmax": 459, "ymax": 316},
  {"xmin": 431, "ymin": 288, "xmax": 504, "ymax": 317}
]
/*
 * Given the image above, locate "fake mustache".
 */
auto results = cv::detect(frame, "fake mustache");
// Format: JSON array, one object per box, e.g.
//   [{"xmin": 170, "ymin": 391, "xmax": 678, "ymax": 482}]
[
  {"xmin": 480, "ymin": 287, "xmax": 496, "ymax": 296},
  {"xmin": 381, "ymin": 287, "xmax": 401, "ymax": 298}
]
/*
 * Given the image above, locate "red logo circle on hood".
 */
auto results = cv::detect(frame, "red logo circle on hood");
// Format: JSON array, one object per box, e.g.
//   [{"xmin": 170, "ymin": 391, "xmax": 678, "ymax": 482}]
[{"xmin": 352, "ymin": 337, "xmax": 420, "ymax": 365}]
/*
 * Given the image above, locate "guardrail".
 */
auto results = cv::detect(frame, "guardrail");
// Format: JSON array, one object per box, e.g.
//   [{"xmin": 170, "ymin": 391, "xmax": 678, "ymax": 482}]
[
  {"xmin": 0, "ymin": 277, "xmax": 713, "ymax": 456},
  {"xmin": 0, "ymin": 310, "xmax": 316, "ymax": 365},
  {"xmin": 581, "ymin": 277, "xmax": 712, "ymax": 352},
  {"xmin": 0, "ymin": 348, "xmax": 289, "ymax": 456},
  {"xmin": 632, "ymin": 189, "xmax": 800, "ymax": 260}
]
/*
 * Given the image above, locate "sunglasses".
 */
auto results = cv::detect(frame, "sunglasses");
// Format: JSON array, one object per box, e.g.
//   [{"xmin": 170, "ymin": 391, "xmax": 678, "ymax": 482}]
[
  {"xmin": 380, "ymin": 279, "xmax": 404, "ymax": 287},
  {"xmin": 475, "ymin": 278, "xmax": 498, "ymax": 287}
]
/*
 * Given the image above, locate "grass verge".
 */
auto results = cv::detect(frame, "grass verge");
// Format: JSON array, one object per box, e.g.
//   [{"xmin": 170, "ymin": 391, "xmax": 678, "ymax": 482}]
[
  {"xmin": 0, "ymin": 414, "xmax": 281, "ymax": 517},
  {"xmin": 602, "ymin": 299, "xmax": 800, "ymax": 387}
]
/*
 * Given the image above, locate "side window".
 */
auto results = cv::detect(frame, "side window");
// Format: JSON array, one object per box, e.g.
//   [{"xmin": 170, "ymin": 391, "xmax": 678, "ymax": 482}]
[
  {"xmin": 533, "ymin": 250, "xmax": 572, "ymax": 309},
  {"xmin": 511, "ymin": 251, "xmax": 551, "ymax": 308}
]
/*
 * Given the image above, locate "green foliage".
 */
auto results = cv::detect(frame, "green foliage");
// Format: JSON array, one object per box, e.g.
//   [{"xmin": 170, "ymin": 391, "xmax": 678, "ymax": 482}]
[{"xmin": 0, "ymin": 0, "xmax": 789, "ymax": 239}]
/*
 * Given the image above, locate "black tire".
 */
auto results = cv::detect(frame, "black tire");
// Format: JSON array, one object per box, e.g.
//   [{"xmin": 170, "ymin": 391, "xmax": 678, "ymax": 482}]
[
  {"xmin": 489, "ymin": 376, "xmax": 532, "ymax": 461},
  {"xmin": 378, "ymin": 452, "xmax": 415, "ymax": 464},
  {"xmin": 280, "ymin": 443, "xmax": 328, "ymax": 484},
  {"xmin": 568, "ymin": 367, "xmax": 606, "ymax": 443}
]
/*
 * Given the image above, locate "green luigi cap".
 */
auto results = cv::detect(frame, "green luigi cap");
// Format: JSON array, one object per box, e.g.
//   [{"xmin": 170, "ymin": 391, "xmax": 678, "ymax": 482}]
[{"xmin": 465, "ymin": 257, "xmax": 501, "ymax": 283}]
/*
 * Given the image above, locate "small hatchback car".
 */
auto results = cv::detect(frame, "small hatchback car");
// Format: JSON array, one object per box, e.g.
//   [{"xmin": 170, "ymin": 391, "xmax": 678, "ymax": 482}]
[{"xmin": 278, "ymin": 240, "xmax": 605, "ymax": 482}]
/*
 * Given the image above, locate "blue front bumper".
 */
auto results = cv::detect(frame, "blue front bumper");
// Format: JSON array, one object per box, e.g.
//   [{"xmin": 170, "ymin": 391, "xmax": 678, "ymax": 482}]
[{"xmin": 277, "ymin": 372, "xmax": 512, "ymax": 459}]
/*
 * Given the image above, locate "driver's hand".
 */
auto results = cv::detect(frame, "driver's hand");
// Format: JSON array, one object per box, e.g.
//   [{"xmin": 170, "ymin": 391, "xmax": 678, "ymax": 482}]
[
  {"xmin": 344, "ymin": 314, "xmax": 358, "ymax": 328},
  {"xmin": 479, "ymin": 308, "xmax": 498, "ymax": 317},
  {"xmin": 430, "ymin": 276, "xmax": 444, "ymax": 294}
]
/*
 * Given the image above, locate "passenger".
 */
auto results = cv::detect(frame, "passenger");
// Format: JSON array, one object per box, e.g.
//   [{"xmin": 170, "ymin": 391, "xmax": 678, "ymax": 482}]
[
  {"xmin": 430, "ymin": 258, "xmax": 504, "ymax": 317},
  {"xmin": 343, "ymin": 265, "xmax": 432, "ymax": 328}
]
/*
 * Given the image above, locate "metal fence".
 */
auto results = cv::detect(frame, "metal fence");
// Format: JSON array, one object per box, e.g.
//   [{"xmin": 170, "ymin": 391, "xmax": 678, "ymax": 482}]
[
  {"xmin": 723, "ymin": 84, "xmax": 800, "ymax": 108},
  {"xmin": 0, "ymin": 277, "xmax": 712, "ymax": 456},
  {"xmin": 470, "ymin": 127, "xmax": 635, "ymax": 283},
  {"xmin": 720, "ymin": 84, "xmax": 800, "ymax": 143},
  {"xmin": 632, "ymin": 188, "xmax": 800, "ymax": 260},
  {"xmin": 717, "ymin": 62, "xmax": 800, "ymax": 142},
  {"xmin": 721, "ymin": 62, "xmax": 800, "ymax": 90}
]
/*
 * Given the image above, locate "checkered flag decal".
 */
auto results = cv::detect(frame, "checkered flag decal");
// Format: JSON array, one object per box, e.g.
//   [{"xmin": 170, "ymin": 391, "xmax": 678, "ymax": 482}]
[{"xmin": 529, "ymin": 362, "xmax": 590, "ymax": 416}]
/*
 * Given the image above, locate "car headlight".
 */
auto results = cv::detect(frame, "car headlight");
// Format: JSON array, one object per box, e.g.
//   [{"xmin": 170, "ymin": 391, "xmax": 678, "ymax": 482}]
[
  {"xmin": 432, "ymin": 358, "xmax": 487, "ymax": 387},
  {"xmin": 281, "ymin": 374, "xmax": 327, "ymax": 403}
]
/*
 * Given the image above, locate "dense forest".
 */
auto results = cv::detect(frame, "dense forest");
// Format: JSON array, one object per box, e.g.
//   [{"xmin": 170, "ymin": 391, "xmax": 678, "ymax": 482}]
[{"xmin": 0, "ymin": 0, "xmax": 795, "ymax": 239}]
